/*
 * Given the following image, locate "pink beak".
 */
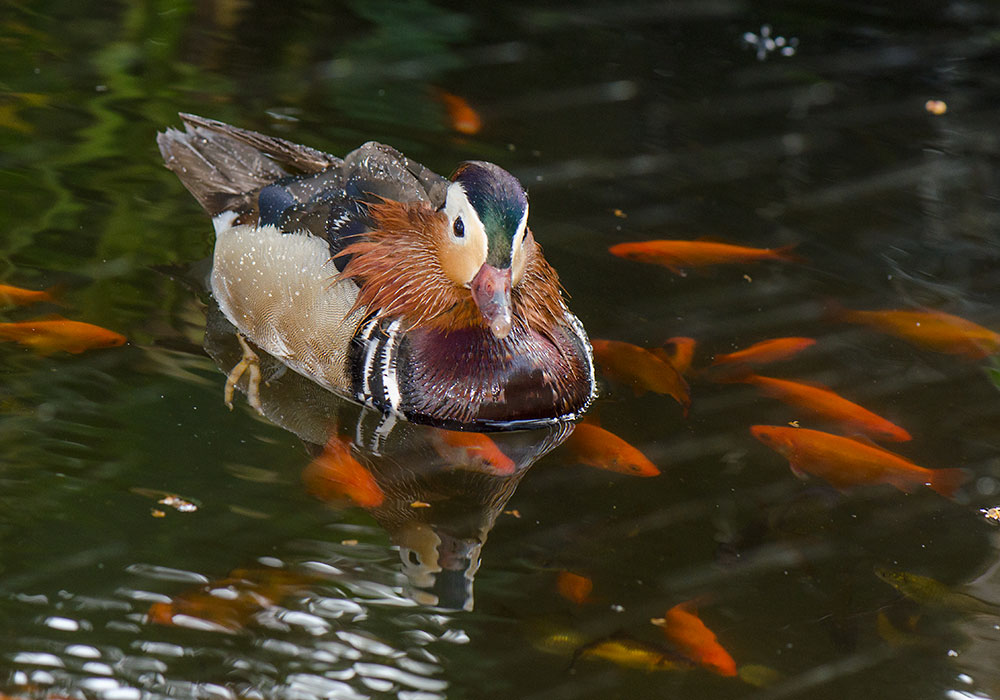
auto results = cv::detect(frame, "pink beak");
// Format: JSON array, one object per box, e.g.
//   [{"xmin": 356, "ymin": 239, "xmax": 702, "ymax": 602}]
[{"xmin": 470, "ymin": 263, "xmax": 513, "ymax": 339}]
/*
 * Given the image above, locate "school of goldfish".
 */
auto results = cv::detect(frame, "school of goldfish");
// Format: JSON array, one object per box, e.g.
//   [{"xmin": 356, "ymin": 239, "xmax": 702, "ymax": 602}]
[
  {"xmin": 544, "ymin": 230, "xmax": 999, "ymax": 683},
  {"xmin": 0, "ymin": 283, "xmax": 126, "ymax": 355}
]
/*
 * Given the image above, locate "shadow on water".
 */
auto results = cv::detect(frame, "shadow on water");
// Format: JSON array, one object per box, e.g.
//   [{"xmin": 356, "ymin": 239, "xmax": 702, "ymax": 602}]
[{"xmin": 1, "ymin": 0, "xmax": 1000, "ymax": 699}]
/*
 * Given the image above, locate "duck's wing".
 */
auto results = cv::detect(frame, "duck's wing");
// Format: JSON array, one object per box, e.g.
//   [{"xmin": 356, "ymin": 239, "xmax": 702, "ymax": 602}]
[
  {"xmin": 157, "ymin": 113, "xmax": 341, "ymax": 216},
  {"xmin": 158, "ymin": 115, "xmax": 450, "ymax": 263}
]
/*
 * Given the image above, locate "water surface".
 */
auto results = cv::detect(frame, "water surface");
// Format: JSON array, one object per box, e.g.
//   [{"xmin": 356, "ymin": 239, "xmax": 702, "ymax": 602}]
[{"xmin": 2, "ymin": 1, "xmax": 1000, "ymax": 698}]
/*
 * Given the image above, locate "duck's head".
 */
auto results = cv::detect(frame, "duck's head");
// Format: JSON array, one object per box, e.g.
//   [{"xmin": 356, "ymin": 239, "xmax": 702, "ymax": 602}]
[
  {"xmin": 439, "ymin": 162, "xmax": 529, "ymax": 339},
  {"xmin": 341, "ymin": 160, "xmax": 561, "ymax": 340}
]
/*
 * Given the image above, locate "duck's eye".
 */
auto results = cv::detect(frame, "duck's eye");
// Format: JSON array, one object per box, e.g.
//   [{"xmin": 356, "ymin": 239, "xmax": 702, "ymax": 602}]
[{"xmin": 453, "ymin": 217, "xmax": 465, "ymax": 238}]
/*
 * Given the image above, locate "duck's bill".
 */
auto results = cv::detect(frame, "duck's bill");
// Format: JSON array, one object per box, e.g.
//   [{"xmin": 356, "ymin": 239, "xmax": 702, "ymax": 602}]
[{"xmin": 471, "ymin": 263, "xmax": 513, "ymax": 339}]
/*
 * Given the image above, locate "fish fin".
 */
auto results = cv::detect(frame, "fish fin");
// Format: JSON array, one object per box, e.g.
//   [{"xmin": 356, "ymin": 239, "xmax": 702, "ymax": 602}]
[
  {"xmin": 821, "ymin": 298, "xmax": 850, "ymax": 323},
  {"xmin": 26, "ymin": 313, "xmax": 70, "ymax": 322},
  {"xmin": 43, "ymin": 283, "xmax": 68, "ymax": 304},
  {"xmin": 788, "ymin": 461, "xmax": 809, "ymax": 481},
  {"xmin": 650, "ymin": 347, "xmax": 671, "ymax": 363},
  {"xmin": 844, "ymin": 434, "xmax": 883, "ymax": 449},
  {"xmin": 773, "ymin": 243, "xmax": 807, "ymax": 264},
  {"xmin": 703, "ymin": 364, "xmax": 753, "ymax": 383},
  {"xmin": 928, "ymin": 468, "xmax": 970, "ymax": 499}
]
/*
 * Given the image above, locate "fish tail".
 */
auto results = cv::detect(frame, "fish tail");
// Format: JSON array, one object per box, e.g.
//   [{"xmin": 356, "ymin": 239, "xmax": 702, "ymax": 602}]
[
  {"xmin": 928, "ymin": 468, "xmax": 969, "ymax": 499},
  {"xmin": 772, "ymin": 244, "xmax": 807, "ymax": 264},
  {"xmin": 820, "ymin": 298, "xmax": 852, "ymax": 323},
  {"xmin": 43, "ymin": 282, "xmax": 68, "ymax": 304}
]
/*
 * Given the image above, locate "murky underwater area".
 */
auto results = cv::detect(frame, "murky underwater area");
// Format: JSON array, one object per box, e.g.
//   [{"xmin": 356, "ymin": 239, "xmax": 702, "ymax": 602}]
[{"xmin": 2, "ymin": 1, "xmax": 1000, "ymax": 698}]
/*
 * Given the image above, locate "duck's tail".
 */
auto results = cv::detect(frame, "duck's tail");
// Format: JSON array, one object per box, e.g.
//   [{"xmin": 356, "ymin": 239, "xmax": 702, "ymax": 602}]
[{"xmin": 156, "ymin": 113, "xmax": 339, "ymax": 216}]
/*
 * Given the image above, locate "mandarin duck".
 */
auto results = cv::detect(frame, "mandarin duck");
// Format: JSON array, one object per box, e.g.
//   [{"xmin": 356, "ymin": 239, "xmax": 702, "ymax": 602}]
[{"xmin": 158, "ymin": 114, "xmax": 595, "ymax": 430}]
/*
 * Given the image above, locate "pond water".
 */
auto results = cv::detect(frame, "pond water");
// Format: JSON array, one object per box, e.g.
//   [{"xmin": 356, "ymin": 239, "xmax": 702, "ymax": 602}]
[{"xmin": 2, "ymin": 1, "xmax": 1000, "ymax": 698}]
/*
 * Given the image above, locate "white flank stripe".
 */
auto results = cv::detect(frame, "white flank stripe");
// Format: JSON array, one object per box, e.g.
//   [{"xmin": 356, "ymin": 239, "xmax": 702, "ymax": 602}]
[
  {"xmin": 382, "ymin": 319, "xmax": 402, "ymax": 411},
  {"xmin": 359, "ymin": 317, "xmax": 380, "ymax": 403}
]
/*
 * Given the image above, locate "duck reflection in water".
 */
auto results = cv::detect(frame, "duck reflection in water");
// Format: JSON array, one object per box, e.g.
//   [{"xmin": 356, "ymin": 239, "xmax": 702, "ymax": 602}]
[{"xmin": 201, "ymin": 300, "xmax": 573, "ymax": 611}]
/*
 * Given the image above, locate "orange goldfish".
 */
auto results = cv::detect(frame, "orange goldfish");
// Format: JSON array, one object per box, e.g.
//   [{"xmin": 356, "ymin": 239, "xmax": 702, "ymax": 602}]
[
  {"xmin": 591, "ymin": 338, "xmax": 690, "ymax": 413},
  {"xmin": 302, "ymin": 434, "xmax": 385, "ymax": 507},
  {"xmin": 609, "ymin": 240, "xmax": 802, "ymax": 274},
  {"xmin": 738, "ymin": 374, "xmax": 911, "ymax": 442},
  {"xmin": 835, "ymin": 308, "xmax": 1000, "ymax": 359},
  {"xmin": 148, "ymin": 567, "xmax": 314, "ymax": 633},
  {"xmin": 652, "ymin": 600, "xmax": 737, "ymax": 677},
  {"xmin": 436, "ymin": 89, "xmax": 482, "ymax": 135},
  {"xmin": 0, "ymin": 316, "xmax": 126, "ymax": 354},
  {"xmin": 556, "ymin": 571, "xmax": 594, "ymax": 605},
  {"xmin": 0, "ymin": 283, "xmax": 58, "ymax": 307},
  {"xmin": 562, "ymin": 423, "xmax": 660, "ymax": 477},
  {"xmin": 710, "ymin": 337, "xmax": 816, "ymax": 367},
  {"xmin": 430, "ymin": 428, "xmax": 516, "ymax": 475},
  {"xmin": 750, "ymin": 425, "xmax": 966, "ymax": 498},
  {"xmin": 651, "ymin": 336, "xmax": 697, "ymax": 375}
]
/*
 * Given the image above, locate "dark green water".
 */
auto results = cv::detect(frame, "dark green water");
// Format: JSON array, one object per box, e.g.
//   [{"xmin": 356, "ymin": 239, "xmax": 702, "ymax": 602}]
[{"xmin": 2, "ymin": 1, "xmax": 1000, "ymax": 698}]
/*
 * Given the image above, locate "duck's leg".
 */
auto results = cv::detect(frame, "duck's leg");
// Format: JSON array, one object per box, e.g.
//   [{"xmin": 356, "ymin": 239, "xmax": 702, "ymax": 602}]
[{"xmin": 225, "ymin": 334, "xmax": 263, "ymax": 413}]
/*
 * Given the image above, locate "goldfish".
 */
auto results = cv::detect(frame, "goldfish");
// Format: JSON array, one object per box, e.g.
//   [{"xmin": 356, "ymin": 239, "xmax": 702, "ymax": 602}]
[
  {"xmin": 651, "ymin": 600, "xmax": 737, "ymax": 676},
  {"xmin": 591, "ymin": 338, "xmax": 690, "ymax": 413},
  {"xmin": 750, "ymin": 425, "xmax": 966, "ymax": 498},
  {"xmin": 738, "ymin": 664, "xmax": 784, "ymax": 688},
  {"xmin": 556, "ymin": 571, "xmax": 594, "ymax": 605},
  {"xmin": 0, "ymin": 283, "xmax": 58, "ymax": 307},
  {"xmin": 148, "ymin": 567, "xmax": 315, "ymax": 633},
  {"xmin": 430, "ymin": 428, "xmax": 515, "ymax": 475},
  {"xmin": 0, "ymin": 316, "xmax": 126, "ymax": 354},
  {"xmin": 575, "ymin": 636, "xmax": 694, "ymax": 672},
  {"xmin": 301, "ymin": 434, "xmax": 385, "ymax": 507},
  {"xmin": 562, "ymin": 423, "xmax": 660, "ymax": 477},
  {"xmin": 874, "ymin": 566, "xmax": 1000, "ymax": 616},
  {"xmin": 873, "ymin": 609, "xmax": 937, "ymax": 650},
  {"xmin": 609, "ymin": 240, "xmax": 802, "ymax": 274},
  {"xmin": 710, "ymin": 337, "xmax": 816, "ymax": 368},
  {"xmin": 651, "ymin": 336, "xmax": 697, "ymax": 375},
  {"xmin": 737, "ymin": 374, "xmax": 911, "ymax": 442},
  {"xmin": 836, "ymin": 308, "xmax": 1000, "ymax": 359},
  {"xmin": 436, "ymin": 89, "xmax": 482, "ymax": 135}
]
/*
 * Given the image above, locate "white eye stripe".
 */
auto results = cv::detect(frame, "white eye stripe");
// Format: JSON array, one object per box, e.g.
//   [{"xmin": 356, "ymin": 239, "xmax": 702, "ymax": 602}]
[
  {"xmin": 444, "ymin": 182, "xmax": 486, "ymax": 247},
  {"xmin": 441, "ymin": 181, "xmax": 488, "ymax": 285},
  {"xmin": 509, "ymin": 204, "xmax": 529, "ymax": 264}
]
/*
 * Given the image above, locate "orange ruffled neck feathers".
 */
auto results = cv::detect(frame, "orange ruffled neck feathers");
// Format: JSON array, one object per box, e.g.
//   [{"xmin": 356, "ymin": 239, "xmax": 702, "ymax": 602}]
[{"xmin": 337, "ymin": 200, "xmax": 567, "ymax": 336}]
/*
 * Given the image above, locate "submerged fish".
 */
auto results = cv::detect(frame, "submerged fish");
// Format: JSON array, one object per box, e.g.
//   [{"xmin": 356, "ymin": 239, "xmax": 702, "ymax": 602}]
[
  {"xmin": 591, "ymin": 338, "xmax": 690, "ymax": 413},
  {"xmin": 710, "ymin": 337, "xmax": 816, "ymax": 368},
  {"xmin": 575, "ymin": 636, "xmax": 694, "ymax": 672},
  {"xmin": 874, "ymin": 566, "xmax": 1000, "ymax": 616},
  {"xmin": 836, "ymin": 308, "xmax": 1000, "ymax": 359},
  {"xmin": 652, "ymin": 600, "xmax": 737, "ymax": 676},
  {"xmin": 0, "ymin": 316, "xmax": 126, "ymax": 354},
  {"xmin": 430, "ymin": 428, "xmax": 516, "ymax": 475},
  {"xmin": 436, "ymin": 89, "xmax": 483, "ymax": 135},
  {"xmin": 556, "ymin": 571, "xmax": 594, "ymax": 605},
  {"xmin": 148, "ymin": 567, "xmax": 314, "ymax": 633},
  {"xmin": 301, "ymin": 434, "xmax": 385, "ymax": 507},
  {"xmin": 0, "ymin": 283, "xmax": 58, "ymax": 307},
  {"xmin": 651, "ymin": 336, "xmax": 697, "ymax": 375},
  {"xmin": 738, "ymin": 374, "xmax": 911, "ymax": 442},
  {"xmin": 750, "ymin": 425, "xmax": 966, "ymax": 498},
  {"xmin": 609, "ymin": 240, "xmax": 802, "ymax": 275},
  {"xmin": 562, "ymin": 423, "xmax": 660, "ymax": 477}
]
